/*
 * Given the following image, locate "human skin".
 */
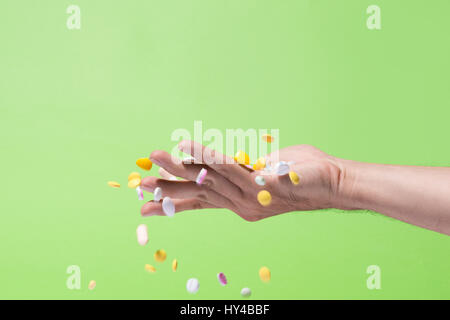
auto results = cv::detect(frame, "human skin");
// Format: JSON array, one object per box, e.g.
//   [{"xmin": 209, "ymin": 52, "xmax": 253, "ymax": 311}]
[{"xmin": 140, "ymin": 140, "xmax": 450, "ymax": 236}]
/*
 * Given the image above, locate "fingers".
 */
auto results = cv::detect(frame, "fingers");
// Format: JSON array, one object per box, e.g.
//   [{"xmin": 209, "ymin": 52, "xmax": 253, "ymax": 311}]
[
  {"xmin": 158, "ymin": 167, "xmax": 178, "ymax": 180},
  {"xmin": 150, "ymin": 150, "xmax": 242, "ymax": 199},
  {"xmin": 140, "ymin": 176, "xmax": 236, "ymax": 209},
  {"xmin": 178, "ymin": 140, "xmax": 251, "ymax": 187},
  {"xmin": 141, "ymin": 198, "xmax": 215, "ymax": 217}
]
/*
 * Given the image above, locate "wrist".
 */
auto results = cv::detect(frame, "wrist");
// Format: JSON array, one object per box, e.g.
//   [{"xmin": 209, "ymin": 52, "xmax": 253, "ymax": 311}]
[{"xmin": 330, "ymin": 158, "xmax": 364, "ymax": 211}]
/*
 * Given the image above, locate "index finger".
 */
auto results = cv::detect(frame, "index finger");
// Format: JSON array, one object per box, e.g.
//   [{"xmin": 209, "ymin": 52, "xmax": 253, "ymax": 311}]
[{"xmin": 178, "ymin": 140, "xmax": 251, "ymax": 187}]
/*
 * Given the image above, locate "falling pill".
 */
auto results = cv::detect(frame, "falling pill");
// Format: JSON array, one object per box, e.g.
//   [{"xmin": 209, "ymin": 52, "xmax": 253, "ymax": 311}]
[
  {"xmin": 262, "ymin": 134, "xmax": 274, "ymax": 143},
  {"xmin": 145, "ymin": 264, "xmax": 156, "ymax": 273},
  {"xmin": 154, "ymin": 187, "xmax": 162, "ymax": 202},
  {"xmin": 257, "ymin": 190, "xmax": 272, "ymax": 206},
  {"xmin": 88, "ymin": 280, "xmax": 96, "ymax": 290},
  {"xmin": 255, "ymin": 176, "xmax": 266, "ymax": 186},
  {"xmin": 154, "ymin": 249, "xmax": 167, "ymax": 262},
  {"xmin": 136, "ymin": 158, "xmax": 152, "ymax": 171},
  {"xmin": 259, "ymin": 266, "xmax": 271, "ymax": 282},
  {"xmin": 186, "ymin": 278, "xmax": 199, "ymax": 294},
  {"xmin": 252, "ymin": 157, "xmax": 266, "ymax": 171},
  {"xmin": 196, "ymin": 168, "xmax": 208, "ymax": 185},
  {"xmin": 107, "ymin": 181, "xmax": 120, "ymax": 188},
  {"xmin": 162, "ymin": 197, "xmax": 175, "ymax": 217},
  {"xmin": 217, "ymin": 272, "xmax": 227, "ymax": 286},
  {"xmin": 128, "ymin": 178, "xmax": 141, "ymax": 189},
  {"xmin": 234, "ymin": 150, "xmax": 250, "ymax": 165},
  {"xmin": 172, "ymin": 259, "xmax": 178, "ymax": 272},
  {"xmin": 136, "ymin": 224, "xmax": 149, "ymax": 246},
  {"xmin": 289, "ymin": 171, "xmax": 300, "ymax": 185},
  {"xmin": 241, "ymin": 287, "xmax": 251, "ymax": 297},
  {"xmin": 128, "ymin": 172, "xmax": 141, "ymax": 181}
]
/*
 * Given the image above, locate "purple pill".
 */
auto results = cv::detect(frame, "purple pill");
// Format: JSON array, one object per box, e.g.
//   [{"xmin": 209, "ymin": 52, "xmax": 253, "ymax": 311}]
[{"xmin": 217, "ymin": 272, "xmax": 227, "ymax": 286}]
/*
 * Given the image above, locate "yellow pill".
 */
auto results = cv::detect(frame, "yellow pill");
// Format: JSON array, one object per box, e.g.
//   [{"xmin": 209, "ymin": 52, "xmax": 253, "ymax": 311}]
[
  {"xmin": 262, "ymin": 134, "xmax": 274, "ymax": 143},
  {"xmin": 172, "ymin": 259, "xmax": 178, "ymax": 272},
  {"xmin": 257, "ymin": 190, "xmax": 272, "ymax": 206},
  {"xmin": 128, "ymin": 178, "xmax": 141, "ymax": 189},
  {"xmin": 128, "ymin": 172, "xmax": 141, "ymax": 181},
  {"xmin": 88, "ymin": 280, "xmax": 96, "ymax": 290},
  {"xmin": 252, "ymin": 157, "xmax": 266, "ymax": 171},
  {"xmin": 136, "ymin": 158, "xmax": 152, "ymax": 171},
  {"xmin": 145, "ymin": 264, "xmax": 156, "ymax": 273},
  {"xmin": 259, "ymin": 266, "xmax": 271, "ymax": 282},
  {"xmin": 289, "ymin": 171, "xmax": 300, "ymax": 185},
  {"xmin": 234, "ymin": 150, "xmax": 250, "ymax": 165},
  {"xmin": 154, "ymin": 249, "xmax": 167, "ymax": 262},
  {"xmin": 107, "ymin": 181, "xmax": 120, "ymax": 188}
]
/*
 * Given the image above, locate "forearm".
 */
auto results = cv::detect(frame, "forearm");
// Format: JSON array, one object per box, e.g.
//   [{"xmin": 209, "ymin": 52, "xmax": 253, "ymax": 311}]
[{"xmin": 336, "ymin": 159, "xmax": 450, "ymax": 235}]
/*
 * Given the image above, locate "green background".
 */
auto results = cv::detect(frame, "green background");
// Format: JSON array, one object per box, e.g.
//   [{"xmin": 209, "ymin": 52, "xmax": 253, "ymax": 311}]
[{"xmin": 1, "ymin": 0, "xmax": 449, "ymax": 299}]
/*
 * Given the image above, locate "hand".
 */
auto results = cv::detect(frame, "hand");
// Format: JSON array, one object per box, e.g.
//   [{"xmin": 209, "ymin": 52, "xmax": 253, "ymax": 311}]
[{"xmin": 140, "ymin": 140, "xmax": 345, "ymax": 221}]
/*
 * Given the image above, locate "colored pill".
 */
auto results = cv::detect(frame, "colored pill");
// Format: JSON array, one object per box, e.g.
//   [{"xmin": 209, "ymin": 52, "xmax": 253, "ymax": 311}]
[
  {"xmin": 274, "ymin": 161, "xmax": 290, "ymax": 175},
  {"xmin": 259, "ymin": 266, "xmax": 271, "ymax": 282},
  {"xmin": 252, "ymin": 157, "xmax": 266, "ymax": 171},
  {"xmin": 145, "ymin": 264, "xmax": 156, "ymax": 273},
  {"xmin": 172, "ymin": 259, "xmax": 178, "ymax": 272},
  {"xmin": 234, "ymin": 150, "xmax": 250, "ymax": 165},
  {"xmin": 107, "ymin": 181, "xmax": 120, "ymax": 188},
  {"xmin": 217, "ymin": 272, "xmax": 227, "ymax": 286},
  {"xmin": 262, "ymin": 134, "xmax": 274, "ymax": 143},
  {"xmin": 128, "ymin": 172, "xmax": 141, "ymax": 181},
  {"xmin": 186, "ymin": 278, "xmax": 199, "ymax": 294},
  {"xmin": 136, "ymin": 158, "xmax": 152, "ymax": 171},
  {"xmin": 136, "ymin": 224, "xmax": 149, "ymax": 246},
  {"xmin": 289, "ymin": 171, "xmax": 300, "ymax": 185},
  {"xmin": 255, "ymin": 176, "xmax": 266, "ymax": 186},
  {"xmin": 162, "ymin": 197, "xmax": 175, "ymax": 217},
  {"xmin": 128, "ymin": 178, "xmax": 141, "ymax": 189},
  {"xmin": 154, "ymin": 249, "xmax": 167, "ymax": 262},
  {"xmin": 136, "ymin": 186, "xmax": 144, "ymax": 200},
  {"xmin": 196, "ymin": 168, "xmax": 208, "ymax": 184},
  {"xmin": 154, "ymin": 187, "xmax": 162, "ymax": 202},
  {"xmin": 240, "ymin": 287, "xmax": 251, "ymax": 297},
  {"xmin": 257, "ymin": 190, "xmax": 272, "ymax": 206},
  {"xmin": 88, "ymin": 280, "xmax": 96, "ymax": 290}
]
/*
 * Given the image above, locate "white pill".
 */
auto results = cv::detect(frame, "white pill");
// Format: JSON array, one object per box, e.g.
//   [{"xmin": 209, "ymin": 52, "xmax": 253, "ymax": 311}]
[
  {"xmin": 162, "ymin": 197, "xmax": 175, "ymax": 217},
  {"xmin": 241, "ymin": 287, "xmax": 251, "ymax": 297},
  {"xmin": 154, "ymin": 187, "xmax": 162, "ymax": 202},
  {"xmin": 186, "ymin": 278, "xmax": 199, "ymax": 294},
  {"xmin": 136, "ymin": 224, "xmax": 148, "ymax": 246},
  {"xmin": 255, "ymin": 176, "xmax": 266, "ymax": 186},
  {"xmin": 274, "ymin": 161, "xmax": 290, "ymax": 175}
]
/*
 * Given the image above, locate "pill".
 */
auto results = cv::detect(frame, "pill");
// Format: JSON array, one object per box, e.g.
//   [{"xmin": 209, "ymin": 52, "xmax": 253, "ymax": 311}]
[
  {"xmin": 162, "ymin": 197, "xmax": 175, "ymax": 217},
  {"xmin": 145, "ymin": 264, "xmax": 156, "ymax": 273},
  {"xmin": 259, "ymin": 266, "xmax": 271, "ymax": 282},
  {"xmin": 217, "ymin": 272, "xmax": 227, "ymax": 286},
  {"xmin": 262, "ymin": 134, "xmax": 274, "ymax": 143},
  {"xmin": 128, "ymin": 178, "xmax": 141, "ymax": 188},
  {"xmin": 88, "ymin": 280, "xmax": 96, "ymax": 290},
  {"xmin": 136, "ymin": 224, "xmax": 149, "ymax": 246},
  {"xmin": 274, "ymin": 161, "xmax": 290, "ymax": 175},
  {"xmin": 136, "ymin": 158, "xmax": 152, "ymax": 171},
  {"xmin": 154, "ymin": 249, "xmax": 167, "ymax": 262},
  {"xmin": 252, "ymin": 157, "xmax": 266, "ymax": 171},
  {"xmin": 186, "ymin": 278, "xmax": 199, "ymax": 294},
  {"xmin": 196, "ymin": 168, "xmax": 208, "ymax": 184},
  {"xmin": 254, "ymin": 176, "xmax": 266, "ymax": 186},
  {"xmin": 128, "ymin": 172, "xmax": 141, "ymax": 181},
  {"xmin": 289, "ymin": 171, "xmax": 300, "ymax": 185},
  {"xmin": 136, "ymin": 186, "xmax": 144, "ymax": 200},
  {"xmin": 234, "ymin": 150, "xmax": 250, "ymax": 165},
  {"xmin": 154, "ymin": 187, "xmax": 162, "ymax": 202},
  {"xmin": 240, "ymin": 287, "xmax": 251, "ymax": 297},
  {"xmin": 172, "ymin": 259, "xmax": 178, "ymax": 272},
  {"xmin": 107, "ymin": 181, "xmax": 120, "ymax": 188},
  {"xmin": 257, "ymin": 190, "xmax": 272, "ymax": 206}
]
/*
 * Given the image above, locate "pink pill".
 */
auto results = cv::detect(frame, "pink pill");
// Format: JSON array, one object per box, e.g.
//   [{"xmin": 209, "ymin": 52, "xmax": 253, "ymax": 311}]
[
  {"xmin": 196, "ymin": 168, "xmax": 208, "ymax": 185},
  {"xmin": 217, "ymin": 272, "xmax": 227, "ymax": 286},
  {"xmin": 136, "ymin": 186, "xmax": 144, "ymax": 200}
]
